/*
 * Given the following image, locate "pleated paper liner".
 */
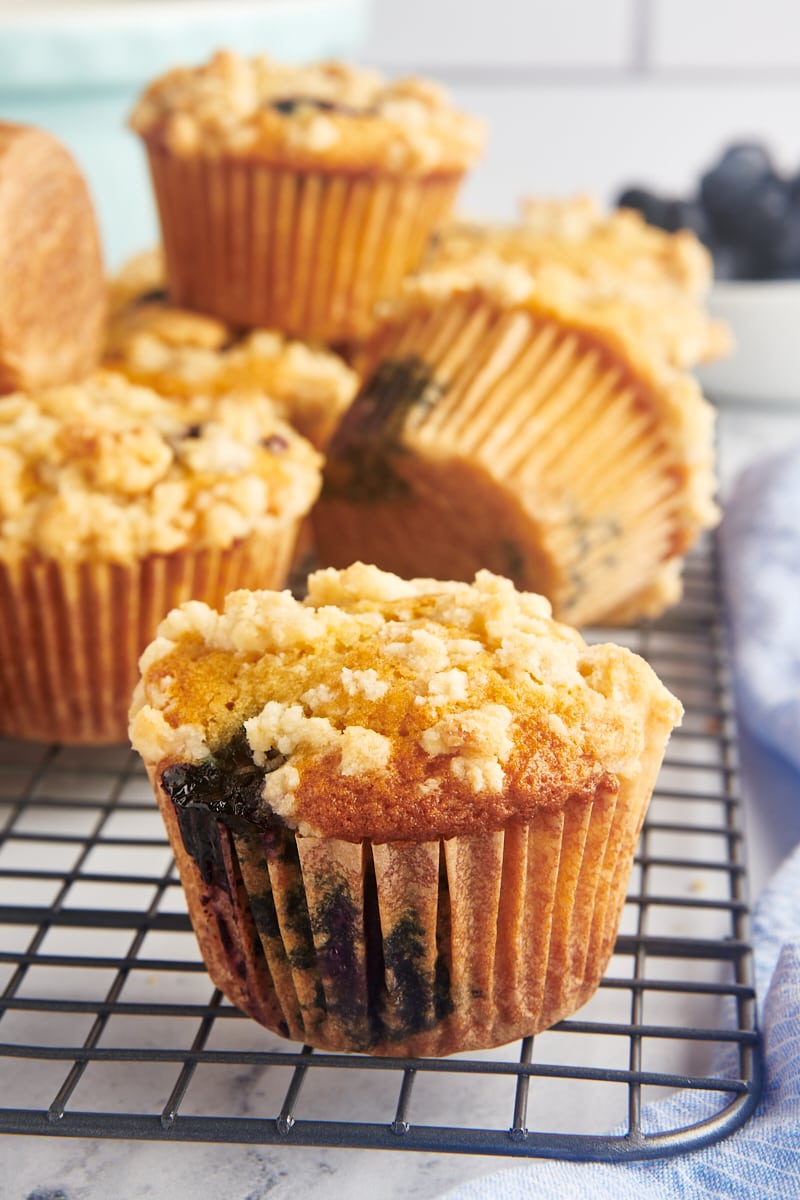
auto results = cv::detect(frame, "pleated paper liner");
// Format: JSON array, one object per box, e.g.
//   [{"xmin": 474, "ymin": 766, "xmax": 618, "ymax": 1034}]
[
  {"xmin": 145, "ymin": 141, "xmax": 463, "ymax": 344},
  {"xmin": 152, "ymin": 763, "xmax": 651, "ymax": 1057},
  {"xmin": 314, "ymin": 291, "xmax": 712, "ymax": 626},
  {"xmin": 0, "ymin": 523, "xmax": 300, "ymax": 746}
]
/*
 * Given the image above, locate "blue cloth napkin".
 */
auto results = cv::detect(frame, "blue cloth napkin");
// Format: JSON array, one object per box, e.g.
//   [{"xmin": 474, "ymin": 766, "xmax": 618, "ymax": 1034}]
[
  {"xmin": 440, "ymin": 452, "xmax": 800, "ymax": 1199},
  {"xmin": 718, "ymin": 448, "xmax": 800, "ymax": 775}
]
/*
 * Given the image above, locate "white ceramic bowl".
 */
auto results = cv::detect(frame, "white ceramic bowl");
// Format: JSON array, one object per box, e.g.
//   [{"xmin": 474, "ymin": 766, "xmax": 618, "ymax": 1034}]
[
  {"xmin": 0, "ymin": 0, "xmax": 371, "ymax": 268},
  {"xmin": 697, "ymin": 279, "xmax": 800, "ymax": 406}
]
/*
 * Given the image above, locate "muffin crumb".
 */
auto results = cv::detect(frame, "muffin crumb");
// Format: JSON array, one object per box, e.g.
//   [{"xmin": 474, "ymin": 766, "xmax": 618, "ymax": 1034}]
[{"xmin": 131, "ymin": 563, "xmax": 682, "ymax": 841}]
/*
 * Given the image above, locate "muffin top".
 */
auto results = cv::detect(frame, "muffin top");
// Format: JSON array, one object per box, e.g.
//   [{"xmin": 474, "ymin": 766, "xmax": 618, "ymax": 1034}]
[
  {"xmin": 130, "ymin": 562, "xmax": 682, "ymax": 843},
  {"xmin": 519, "ymin": 194, "xmax": 715, "ymax": 293},
  {"xmin": 129, "ymin": 50, "xmax": 486, "ymax": 174},
  {"xmin": 425, "ymin": 198, "xmax": 731, "ymax": 368},
  {"xmin": 105, "ymin": 250, "xmax": 359, "ymax": 449},
  {"xmin": 433, "ymin": 195, "xmax": 712, "ymax": 291},
  {"xmin": 0, "ymin": 370, "xmax": 321, "ymax": 564}
]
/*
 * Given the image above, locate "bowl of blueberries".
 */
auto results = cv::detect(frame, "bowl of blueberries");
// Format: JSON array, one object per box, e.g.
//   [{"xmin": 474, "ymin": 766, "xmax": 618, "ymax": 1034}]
[{"xmin": 618, "ymin": 142, "xmax": 800, "ymax": 405}]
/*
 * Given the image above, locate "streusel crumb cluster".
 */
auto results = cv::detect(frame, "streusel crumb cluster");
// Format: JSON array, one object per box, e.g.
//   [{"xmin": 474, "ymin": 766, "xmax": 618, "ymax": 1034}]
[
  {"xmin": 425, "ymin": 198, "xmax": 732, "ymax": 368},
  {"xmin": 130, "ymin": 562, "xmax": 682, "ymax": 841},
  {"xmin": 0, "ymin": 370, "xmax": 322, "ymax": 563},
  {"xmin": 130, "ymin": 50, "xmax": 486, "ymax": 172},
  {"xmin": 105, "ymin": 250, "xmax": 359, "ymax": 448}
]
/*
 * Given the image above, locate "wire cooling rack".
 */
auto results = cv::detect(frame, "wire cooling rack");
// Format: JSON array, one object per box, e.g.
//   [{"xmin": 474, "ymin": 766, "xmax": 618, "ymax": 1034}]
[{"xmin": 0, "ymin": 538, "xmax": 761, "ymax": 1162}]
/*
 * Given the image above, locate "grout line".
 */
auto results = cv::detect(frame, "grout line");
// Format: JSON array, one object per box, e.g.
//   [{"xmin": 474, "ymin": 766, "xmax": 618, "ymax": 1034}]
[
  {"xmin": 368, "ymin": 63, "xmax": 800, "ymax": 88},
  {"xmin": 630, "ymin": 0, "xmax": 653, "ymax": 73}
]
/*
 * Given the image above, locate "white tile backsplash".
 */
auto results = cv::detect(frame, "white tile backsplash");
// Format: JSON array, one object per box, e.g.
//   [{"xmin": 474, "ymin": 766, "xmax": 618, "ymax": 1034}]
[
  {"xmin": 449, "ymin": 80, "xmax": 800, "ymax": 219},
  {"xmin": 362, "ymin": 0, "xmax": 800, "ymax": 218},
  {"xmin": 651, "ymin": 0, "xmax": 800, "ymax": 69},
  {"xmin": 365, "ymin": 0, "xmax": 634, "ymax": 68}
]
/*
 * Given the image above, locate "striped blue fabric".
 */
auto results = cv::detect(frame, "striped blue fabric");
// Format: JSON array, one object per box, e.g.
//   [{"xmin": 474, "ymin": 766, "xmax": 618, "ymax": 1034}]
[{"xmin": 719, "ymin": 448, "xmax": 800, "ymax": 775}]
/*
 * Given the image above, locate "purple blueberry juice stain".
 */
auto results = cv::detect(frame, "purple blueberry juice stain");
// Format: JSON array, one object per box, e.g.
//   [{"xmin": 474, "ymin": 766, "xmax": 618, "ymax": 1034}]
[{"xmin": 322, "ymin": 356, "xmax": 446, "ymax": 504}]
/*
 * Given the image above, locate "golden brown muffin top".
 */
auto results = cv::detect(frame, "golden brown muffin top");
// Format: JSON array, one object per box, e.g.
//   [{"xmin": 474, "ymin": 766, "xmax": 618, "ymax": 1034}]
[
  {"xmin": 129, "ymin": 50, "xmax": 485, "ymax": 174},
  {"xmin": 130, "ymin": 562, "xmax": 682, "ymax": 842},
  {"xmin": 425, "ymin": 199, "xmax": 732, "ymax": 369},
  {"xmin": 105, "ymin": 250, "xmax": 359, "ymax": 449},
  {"xmin": 435, "ymin": 195, "xmax": 713, "ymax": 291},
  {"xmin": 0, "ymin": 370, "xmax": 321, "ymax": 564},
  {"xmin": 519, "ymin": 194, "xmax": 714, "ymax": 293}
]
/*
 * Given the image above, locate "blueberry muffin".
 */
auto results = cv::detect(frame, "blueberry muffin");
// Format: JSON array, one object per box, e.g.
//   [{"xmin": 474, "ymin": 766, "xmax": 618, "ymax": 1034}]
[
  {"xmin": 0, "ymin": 371, "xmax": 321, "ymax": 743},
  {"xmin": 314, "ymin": 257, "xmax": 719, "ymax": 627},
  {"xmin": 129, "ymin": 51, "xmax": 485, "ymax": 343},
  {"xmin": 130, "ymin": 562, "xmax": 681, "ymax": 1056}
]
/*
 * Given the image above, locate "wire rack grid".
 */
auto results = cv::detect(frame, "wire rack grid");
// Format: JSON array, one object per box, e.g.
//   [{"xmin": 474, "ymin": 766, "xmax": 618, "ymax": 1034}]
[{"xmin": 0, "ymin": 539, "xmax": 761, "ymax": 1162}]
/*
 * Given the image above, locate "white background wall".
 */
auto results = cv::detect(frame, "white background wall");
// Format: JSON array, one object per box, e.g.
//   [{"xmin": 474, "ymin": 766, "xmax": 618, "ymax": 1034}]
[
  {"xmin": 4, "ymin": 0, "xmax": 798, "ymax": 264},
  {"xmin": 363, "ymin": 0, "xmax": 800, "ymax": 220}
]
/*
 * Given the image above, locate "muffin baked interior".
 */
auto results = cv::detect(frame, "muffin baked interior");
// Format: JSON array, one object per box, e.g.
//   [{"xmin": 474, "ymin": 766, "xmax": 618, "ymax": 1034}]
[{"xmin": 131, "ymin": 562, "xmax": 682, "ymax": 1056}]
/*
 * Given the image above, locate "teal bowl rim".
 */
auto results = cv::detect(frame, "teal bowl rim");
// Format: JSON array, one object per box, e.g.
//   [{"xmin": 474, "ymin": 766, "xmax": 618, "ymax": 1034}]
[{"xmin": 0, "ymin": 0, "xmax": 371, "ymax": 92}]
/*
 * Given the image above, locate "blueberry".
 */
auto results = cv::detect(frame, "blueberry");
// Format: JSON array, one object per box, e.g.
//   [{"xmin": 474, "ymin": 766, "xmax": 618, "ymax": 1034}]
[
  {"xmin": 270, "ymin": 96, "xmax": 337, "ymax": 115},
  {"xmin": 743, "ymin": 174, "xmax": 790, "ymax": 251},
  {"xmin": 722, "ymin": 173, "xmax": 786, "ymax": 246},
  {"xmin": 616, "ymin": 186, "xmax": 654, "ymax": 213},
  {"xmin": 700, "ymin": 142, "xmax": 778, "ymax": 240},
  {"xmin": 761, "ymin": 211, "xmax": 800, "ymax": 278},
  {"xmin": 616, "ymin": 189, "xmax": 712, "ymax": 242},
  {"xmin": 135, "ymin": 288, "xmax": 169, "ymax": 306},
  {"xmin": 616, "ymin": 186, "xmax": 672, "ymax": 230},
  {"xmin": 705, "ymin": 239, "xmax": 761, "ymax": 282},
  {"xmin": 160, "ymin": 730, "xmax": 285, "ymax": 821},
  {"xmin": 661, "ymin": 198, "xmax": 711, "ymax": 241},
  {"xmin": 703, "ymin": 142, "xmax": 775, "ymax": 196}
]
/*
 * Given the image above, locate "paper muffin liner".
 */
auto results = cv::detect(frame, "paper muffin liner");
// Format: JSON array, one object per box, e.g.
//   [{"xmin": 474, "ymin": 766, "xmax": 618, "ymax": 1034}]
[
  {"xmin": 0, "ymin": 524, "xmax": 300, "ymax": 746},
  {"xmin": 150, "ymin": 765, "xmax": 648, "ymax": 1057},
  {"xmin": 144, "ymin": 141, "xmax": 463, "ymax": 344},
  {"xmin": 314, "ymin": 293, "xmax": 701, "ymax": 625}
]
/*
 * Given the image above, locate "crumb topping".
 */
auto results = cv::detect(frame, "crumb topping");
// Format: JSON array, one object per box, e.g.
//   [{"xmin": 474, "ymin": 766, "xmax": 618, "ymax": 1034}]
[
  {"xmin": 0, "ymin": 370, "xmax": 322, "ymax": 563},
  {"xmin": 425, "ymin": 197, "xmax": 732, "ymax": 368},
  {"xmin": 130, "ymin": 562, "xmax": 682, "ymax": 841},
  {"xmin": 129, "ymin": 50, "xmax": 485, "ymax": 174},
  {"xmin": 518, "ymin": 194, "xmax": 714, "ymax": 293},
  {"xmin": 105, "ymin": 250, "xmax": 360, "ymax": 449}
]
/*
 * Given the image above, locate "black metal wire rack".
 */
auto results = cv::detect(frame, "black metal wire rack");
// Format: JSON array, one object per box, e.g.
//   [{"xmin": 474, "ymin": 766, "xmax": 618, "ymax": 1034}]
[{"xmin": 0, "ymin": 538, "xmax": 761, "ymax": 1161}]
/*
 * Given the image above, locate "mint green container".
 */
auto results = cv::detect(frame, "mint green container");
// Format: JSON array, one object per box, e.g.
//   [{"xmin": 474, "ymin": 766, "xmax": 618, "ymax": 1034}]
[{"xmin": 0, "ymin": 0, "xmax": 370, "ymax": 268}]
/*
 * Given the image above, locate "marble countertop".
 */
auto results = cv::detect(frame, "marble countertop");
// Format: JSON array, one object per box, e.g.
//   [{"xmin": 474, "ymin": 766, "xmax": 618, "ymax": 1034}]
[{"xmin": 2, "ymin": 400, "xmax": 800, "ymax": 1200}]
